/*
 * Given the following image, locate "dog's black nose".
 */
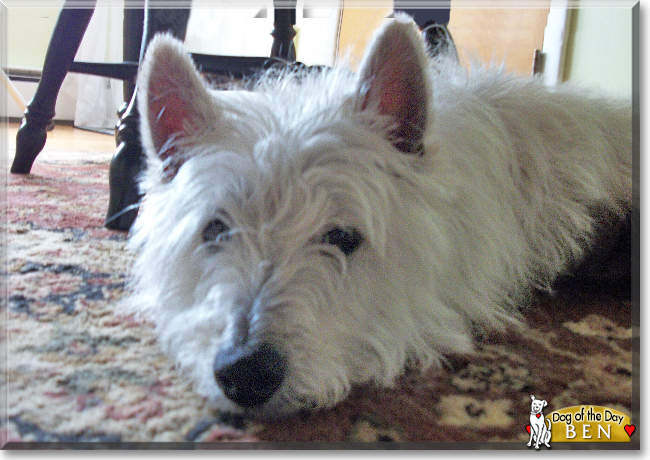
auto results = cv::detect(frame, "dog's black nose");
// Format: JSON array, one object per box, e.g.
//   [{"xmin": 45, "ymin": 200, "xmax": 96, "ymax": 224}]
[{"xmin": 213, "ymin": 342, "xmax": 286, "ymax": 408}]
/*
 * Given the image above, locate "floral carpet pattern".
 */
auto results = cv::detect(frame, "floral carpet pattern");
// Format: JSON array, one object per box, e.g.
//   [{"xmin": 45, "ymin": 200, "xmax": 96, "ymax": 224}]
[{"xmin": 3, "ymin": 153, "xmax": 638, "ymax": 448}]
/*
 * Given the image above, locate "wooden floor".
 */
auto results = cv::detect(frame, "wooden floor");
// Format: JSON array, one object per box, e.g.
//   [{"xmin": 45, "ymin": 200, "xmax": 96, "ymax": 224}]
[{"xmin": 3, "ymin": 122, "xmax": 116, "ymax": 167}]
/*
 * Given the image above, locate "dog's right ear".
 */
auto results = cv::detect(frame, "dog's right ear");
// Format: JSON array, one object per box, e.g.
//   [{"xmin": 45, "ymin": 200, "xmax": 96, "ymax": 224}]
[
  {"xmin": 137, "ymin": 33, "xmax": 219, "ymax": 173},
  {"xmin": 355, "ymin": 14, "xmax": 432, "ymax": 155}
]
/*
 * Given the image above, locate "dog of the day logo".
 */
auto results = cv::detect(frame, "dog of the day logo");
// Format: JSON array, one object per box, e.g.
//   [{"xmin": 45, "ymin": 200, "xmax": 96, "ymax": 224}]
[
  {"xmin": 549, "ymin": 405, "xmax": 635, "ymax": 443},
  {"xmin": 525, "ymin": 397, "xmax": 635, "ymax": 447},
  {"xmin": 526, "ymin": 395, "xmax": 552, "ymax": 449}
]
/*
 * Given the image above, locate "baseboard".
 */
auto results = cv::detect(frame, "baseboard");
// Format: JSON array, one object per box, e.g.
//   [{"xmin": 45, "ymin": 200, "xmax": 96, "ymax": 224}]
[
  {"xmin": 3, "ymin": 77, "xmax": 77, "ymax": 121},
  {"xmin": 4, "ymin": 67, "xmax": 42, "ymax": 83},
  {"xmin": 4, "ymin": 117, "xmax": 75, "ymax": 126}
]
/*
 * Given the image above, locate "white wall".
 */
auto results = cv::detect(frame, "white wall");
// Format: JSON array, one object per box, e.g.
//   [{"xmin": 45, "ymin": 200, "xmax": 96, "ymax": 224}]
[
  {"xmin": 7, "ymin": 5, "xmax": 61, "ymax": 70},
  {"xmin": 5, "ymin": 2, "xmax": 76, "ymax": 120},
  {"xmin": 562, "ymin": 5, "xmax": 633, "ymax": 99}
]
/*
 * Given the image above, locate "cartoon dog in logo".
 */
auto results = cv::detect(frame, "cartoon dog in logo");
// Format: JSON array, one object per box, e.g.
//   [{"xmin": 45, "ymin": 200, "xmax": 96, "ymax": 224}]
[{"xmin": 527, "ymin": 395, "xmax": 552, "ymax": 449}]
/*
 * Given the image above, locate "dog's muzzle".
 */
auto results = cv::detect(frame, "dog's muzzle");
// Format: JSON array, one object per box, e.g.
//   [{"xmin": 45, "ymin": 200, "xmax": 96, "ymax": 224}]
[{"xmin": 213, "ymin": 342, "xmax": 286, "ymax": 408}]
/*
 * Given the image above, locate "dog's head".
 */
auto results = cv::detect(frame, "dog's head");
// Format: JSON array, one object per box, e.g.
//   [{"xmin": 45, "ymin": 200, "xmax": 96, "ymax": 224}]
[
  {"xmin": 530, "ymin": 395, "xmax": 548, "ymax": 415},
  {"xmin": 129, "ymin": 15, "xmax": 474, "ymax": 417}
]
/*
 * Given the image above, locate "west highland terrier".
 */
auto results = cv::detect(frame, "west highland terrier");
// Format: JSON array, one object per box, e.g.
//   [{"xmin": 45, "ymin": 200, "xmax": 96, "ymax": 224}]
[{"xmin": 128, "ymin": 16, "xmax": 632, "ymax": 417}]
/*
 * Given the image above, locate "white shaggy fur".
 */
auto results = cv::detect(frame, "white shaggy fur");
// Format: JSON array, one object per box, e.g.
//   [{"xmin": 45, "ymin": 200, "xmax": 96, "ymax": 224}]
[{"xmin": 128, "ymin": 16, "xmax": 632, "ymax": 417}]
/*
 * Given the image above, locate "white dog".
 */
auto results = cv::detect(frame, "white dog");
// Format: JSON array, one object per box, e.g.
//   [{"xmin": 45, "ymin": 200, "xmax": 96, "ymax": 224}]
[
  {"xmin": 127, "ymin": 15, "xmax": 632, "ymax": 417},
  {"xmin": 528, "ymin": 395, "xmax": 552, "ymax": 449}
]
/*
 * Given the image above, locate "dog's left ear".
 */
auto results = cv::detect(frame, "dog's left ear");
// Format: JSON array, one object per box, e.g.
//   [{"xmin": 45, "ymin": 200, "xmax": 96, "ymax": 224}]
[{"xmin": 355, "ymin": 15, "xmax": 431, "ymax": 154}]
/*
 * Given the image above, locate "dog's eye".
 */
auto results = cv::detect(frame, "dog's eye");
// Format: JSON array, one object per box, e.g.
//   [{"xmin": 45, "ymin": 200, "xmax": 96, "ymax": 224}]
[
  {"xmin": 203, "ymin": 219, "xmax": 230, "ymax": 243},
  {"xmin": 321, "ymin": 227, "xmax": 364, "ymax": 255}
]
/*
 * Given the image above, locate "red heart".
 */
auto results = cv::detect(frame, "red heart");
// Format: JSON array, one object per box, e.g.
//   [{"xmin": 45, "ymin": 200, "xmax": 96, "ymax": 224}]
[
  {"xmin": 624, "ymin": 425, "xmax": 636, "ymax": 437},
  {"xmin": 536, "ymin": 414, "xmax": 541, "ymax": 418},
  {"xmin": 526, "ymin": 425, "xmax": 531, "ymax": 434}
]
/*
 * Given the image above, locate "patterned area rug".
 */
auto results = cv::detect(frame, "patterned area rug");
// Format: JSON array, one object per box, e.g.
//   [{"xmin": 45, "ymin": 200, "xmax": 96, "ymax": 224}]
[{"xmin": 4, "ymin": 151, "xmax": 638, "ymax": 448}]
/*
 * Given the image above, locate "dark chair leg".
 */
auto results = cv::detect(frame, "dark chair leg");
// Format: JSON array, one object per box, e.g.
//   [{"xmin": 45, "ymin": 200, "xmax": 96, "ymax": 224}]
[
  {"xmin": 105, "ymin": 6, "xmax": 191, "ymax": 231},
  {"xmin": 11, "ymin": 3, "xmax": 96, "ymax": 174},
  {"xmin": 113, "ymin": 6, "xmax": 144, "ymax": 147},
  {"xmin": 105, "ymin": 94, "xmax": 145, "ymax": 231},
  {"xmin": 422, "ymin": 23, "xmax": 459, "ymax": 61},
  {"xmin": 271, "ymin": 3, "xmax": 297, "ymax": 61},
  {"xmin": 122, "ymin": 7, "xmax": 144, "ymax": 103}
]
